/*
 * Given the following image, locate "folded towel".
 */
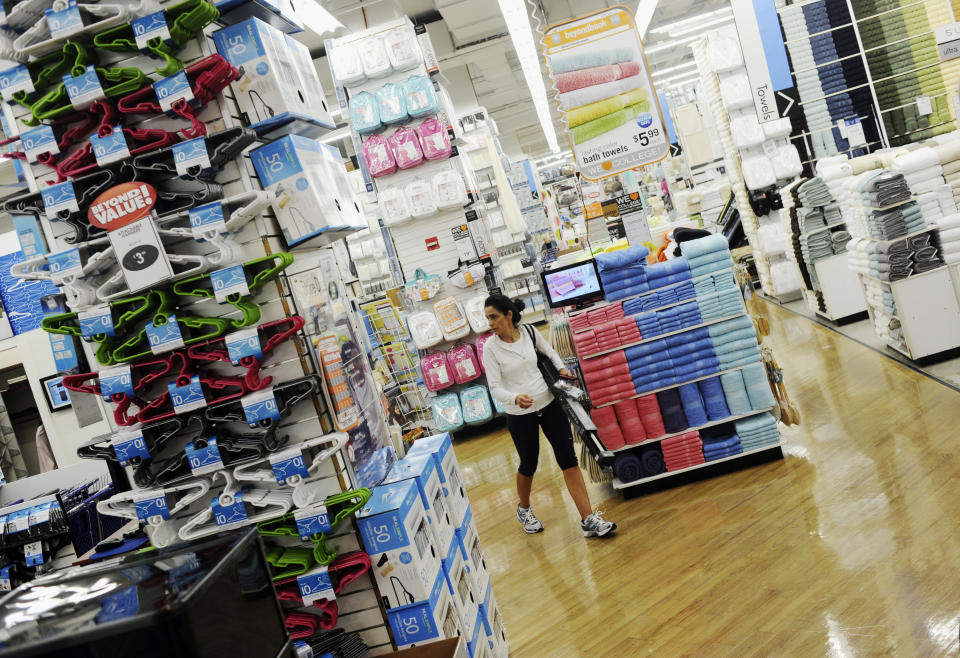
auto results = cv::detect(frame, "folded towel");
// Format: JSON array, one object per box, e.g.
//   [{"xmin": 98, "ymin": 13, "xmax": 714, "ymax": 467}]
[
  {"xmin": 639, "ymin": 446, "xmax": 666, "ymax": 477},
  {"xmin": 558, "ymin": 74, "xmax": 643, "ymax": 110},
  {"xmin": 613, "ymin": 453, "xmax": 643, "ymax": 482},
  {"xmin": 556, "ymin": 61, "xmax": 642, "ymax": 94},
  {"xmin": 550, "ymin": 47, "xmax": 635, "ymax": 74}
]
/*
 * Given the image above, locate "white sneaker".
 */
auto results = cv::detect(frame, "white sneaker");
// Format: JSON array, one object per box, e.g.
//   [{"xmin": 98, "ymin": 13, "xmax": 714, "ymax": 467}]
[
  {"xmin": 517, "ymin": 505, "xmax": 544, "ymax": 534},
  {"xmin": 581, "ymin": 511, "xmax": 616, "ymax": 537}
]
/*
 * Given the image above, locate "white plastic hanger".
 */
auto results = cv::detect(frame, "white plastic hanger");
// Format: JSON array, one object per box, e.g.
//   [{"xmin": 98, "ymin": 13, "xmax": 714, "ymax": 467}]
[
  {"xmin": 178, "ymin": 470, "xmax": 294, "ymax": 541},
  {"xmin": 15, "ymin": 0, "xmax": 160, "ymax": 57},
  {"xmin": 97, "ymin": 477, "xmax": 211, "ymax": 527}
]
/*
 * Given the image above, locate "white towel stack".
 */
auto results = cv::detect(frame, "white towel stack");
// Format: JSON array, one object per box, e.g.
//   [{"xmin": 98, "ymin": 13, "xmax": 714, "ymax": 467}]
[{"xmin": 936, "ymin": 214, "xmax": 960, "ymax": 265}]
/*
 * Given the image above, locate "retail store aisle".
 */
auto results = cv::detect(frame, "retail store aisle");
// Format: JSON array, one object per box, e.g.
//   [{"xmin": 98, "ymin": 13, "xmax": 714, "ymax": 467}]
[{"xmin": 455, "ymin": 300, "xmax": 960, "ymax": 655}]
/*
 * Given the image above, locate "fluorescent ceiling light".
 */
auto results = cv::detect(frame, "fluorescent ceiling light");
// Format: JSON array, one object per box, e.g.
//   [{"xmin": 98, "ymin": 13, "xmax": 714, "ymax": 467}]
[
  {"xmin": 650, "ymin": 60, "xmax": 696, "ymax": 77},
  {"xmin": 293, "ymin": 0, "xmax": 344, "ymax": 36},
  {"xmin": 497, "ymin": 0, "xmax": 560, "ymax": 153},
  {"xmin": 635, "ymin": 0, "xmax": 659, "ymax": 38},
  {"xmin": 658, "ymin": 72, "xmax": 701, "ymax": 87},
  {"xmin": 644, "ymin": 34, "xmax": 699, "ymax": 55},
  {"xmin": 650, "ymin": 7, "xmax": 731, "ymax": 34},
  {"xmin": 667, "ymin": 16, "xmax": 734, "ymax": 38}
]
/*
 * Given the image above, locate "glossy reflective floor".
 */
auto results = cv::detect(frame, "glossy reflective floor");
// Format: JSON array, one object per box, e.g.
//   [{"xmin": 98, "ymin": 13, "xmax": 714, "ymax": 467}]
[{"xmin": 455, "ymin": 298, "xmax": 960, "ymax": 656}]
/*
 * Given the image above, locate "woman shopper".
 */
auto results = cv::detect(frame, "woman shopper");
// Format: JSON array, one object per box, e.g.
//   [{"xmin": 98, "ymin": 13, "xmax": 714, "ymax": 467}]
[{"xmin": 481, "ymin": 294, "xmax": 616, "ymax": 538}]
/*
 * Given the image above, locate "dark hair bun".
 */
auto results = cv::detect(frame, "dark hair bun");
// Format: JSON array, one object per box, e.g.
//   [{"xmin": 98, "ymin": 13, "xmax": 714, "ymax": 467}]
[{"xmin": 514, "ymin": 298, "xmax": 526, "ymax": 312}]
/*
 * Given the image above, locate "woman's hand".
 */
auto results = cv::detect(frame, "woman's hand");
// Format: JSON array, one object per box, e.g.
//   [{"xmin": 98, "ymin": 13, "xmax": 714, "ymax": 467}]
[
  {"xmin": 515, "ymin": 394, "xmax": 534, "ymax": 409},
  {"xmin": 559, "ymin": 368, "xmax": 577, "ymax": 380}
]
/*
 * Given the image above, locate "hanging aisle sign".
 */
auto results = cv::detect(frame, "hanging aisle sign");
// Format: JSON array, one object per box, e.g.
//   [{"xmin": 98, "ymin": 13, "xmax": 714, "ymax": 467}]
[
  {"xmin": 541, "ymin": 5, "xmax": 669, "ymax": 180},
  {"xmin": 731, "ymin": 0, "xmax": 793, "ymax": 123}
]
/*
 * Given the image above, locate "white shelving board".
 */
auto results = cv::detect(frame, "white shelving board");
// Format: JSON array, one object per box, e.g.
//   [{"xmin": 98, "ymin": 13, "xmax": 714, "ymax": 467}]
[{"xmin": 812, "ymin": 253, "xmax": 868, "ymax": 320}]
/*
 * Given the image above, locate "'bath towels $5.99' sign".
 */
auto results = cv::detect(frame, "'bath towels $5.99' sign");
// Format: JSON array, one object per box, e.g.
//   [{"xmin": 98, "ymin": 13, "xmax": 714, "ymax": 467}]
[{"xmin": 542, "ymin": 5, "xmax": 669, "ymax": 180}]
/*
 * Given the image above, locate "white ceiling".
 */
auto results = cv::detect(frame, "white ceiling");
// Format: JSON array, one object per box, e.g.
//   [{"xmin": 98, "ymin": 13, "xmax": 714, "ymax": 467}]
[{"xmin": 320, "ymin": 0, "xmax": 730, "ymax": 159}]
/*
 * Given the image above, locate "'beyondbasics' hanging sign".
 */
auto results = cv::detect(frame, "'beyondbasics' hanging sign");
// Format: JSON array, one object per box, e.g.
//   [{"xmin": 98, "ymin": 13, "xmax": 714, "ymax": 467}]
[{"xmin": 542, "ymin": 5, "xmax": 669, "ymax": 180}]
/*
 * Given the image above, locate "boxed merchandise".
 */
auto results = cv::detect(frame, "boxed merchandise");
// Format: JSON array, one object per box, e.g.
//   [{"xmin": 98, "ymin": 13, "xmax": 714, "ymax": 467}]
[
  {"xmin": 251, "ymin": 134, "xmax": 365, "ymax": 247},
  {"xmin": 467, "ymin": 607, "xmax": 486, "ymax": 658},
  {"xmin": 214, "ymin": 0, "xmax": 302, "ymax": 32},
  {"xmin": 456, "ymin": 505, "xmax": 489, "ymax": 595},
  {"xmin": 407, "ymin": 433, "xmax": 468, "ymax": 522},
  {"xmin": 442, "ymin": 532, "xmax": 479, "ymax": 635},
  {"xmin": 357, "ymin": 480, "xmax": 443, "ymax": 610},
  {"xmin": 385, "ymin": 562, "xmax": 466, "ymax": 650},
  {"xmin": 213, "ymin": 18, "xmax": 334, "ymax": 137},
  {"xmin": 479, "ymin": 598, "xmax": 509, "ymax": 657},
  {"xmin": 383, "ymin": 453, "xmax": 456, "ymax": 550}
]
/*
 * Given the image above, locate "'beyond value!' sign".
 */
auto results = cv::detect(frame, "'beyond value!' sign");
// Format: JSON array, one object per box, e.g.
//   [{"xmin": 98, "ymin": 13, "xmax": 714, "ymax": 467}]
[{"xmin": 87, "ymin": 182, "xmax": 174, "ymax": 291}]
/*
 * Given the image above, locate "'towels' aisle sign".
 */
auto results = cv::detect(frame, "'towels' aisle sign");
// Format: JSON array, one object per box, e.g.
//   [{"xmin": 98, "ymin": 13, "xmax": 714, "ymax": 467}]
[
  {"xmin": 88, "ymin": 183, "xmax": 173, "ymax": 292},
  {"xmin": 730, "ymin": 0, "xmax": 792, "ymax": 123},
  {"xmin": 542, "ymin": 5, "xmax": 669, "ymax": 180}
]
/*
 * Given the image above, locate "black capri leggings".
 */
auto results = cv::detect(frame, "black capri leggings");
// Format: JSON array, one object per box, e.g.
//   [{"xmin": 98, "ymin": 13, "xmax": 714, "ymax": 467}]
[{"xmin": 506, "ymin": 398, "xmax": 579, "ymax": 477}]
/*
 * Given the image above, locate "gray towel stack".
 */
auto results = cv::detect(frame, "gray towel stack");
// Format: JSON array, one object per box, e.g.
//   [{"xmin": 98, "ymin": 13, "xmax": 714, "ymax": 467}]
[
  {"xmin": 909, "ymin": 231, "xmax": 944, "ymax": 273},
  {"xmin": 831, "ymin": 230, "xmax": 851, "ymax": 254},
  {"xmin": 797, "ymin": 177, "xmax": 833, "ymax": 207},
  {"xmin": 798, "ymin": 206, "xmax": 827, "ymax": 232},
  {"xmin": 865, "ymin": 202, "xmax": 925, "ymax": 240},
  {"xmin": 860, "ymin": 171, "xmax": 911, "ymax": 207}
]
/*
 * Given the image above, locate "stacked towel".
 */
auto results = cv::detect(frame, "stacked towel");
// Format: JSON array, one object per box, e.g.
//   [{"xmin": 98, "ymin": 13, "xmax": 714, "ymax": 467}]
[
  {"xmin": 719, "ymin": 370, "xmax": 752, "ymax": 415},
  {"xmin": 655, "ymin": 388, "xmax": 688, "ymax": 434},
  {"xmin": 590, "ymin": 406, "xmax": 624, "ymax": 450},
  {"xmin": 698, "ymin": 376, "xmax": 731, "ymax": 421},
  {"xmin": 569, "ymin": 301, "xmax": 624, "ymax": 332},
  {"xmin": 613, "ymin": 399, "xmax": 646, "ymax": 445},
  {"xmin": 741, "ymin": 363, "xmax": 775, "ymax": 410},
  {"xmin": 679, "ymin": 235, "xmax": 735, "ymax": 277},
  {"xmin": 595, "ymin": 246, "xmax": 649, "ymax": 301},
  {"xmin": 661, "ymin": 431, "xmax": 705, "ymax": 472},
  {"xmin": 693, "ymin": 269, "xmax": 744, "ymax": 322},
  {"xmin": 677, "ymin": 382, "xmax": 708, "ymax": 427},
  {"xmin": 613, "ymin": 452, "xmax": 642, "ymax": 482},
  {"xmin": 734, "ymin": 413, "xmax": 780, "ymax": 450},
  {"xmin": 639, "ymin": 446, "xmax": 666, "ymax": 477},
  {"xmin": 936, "ymin": 214, "xmax": 960, "ymax": 264},
  {"xmin": 797, "ymin": 178, "xmax": 833, "ymax": 206},
  {"xmin": 635, "ymin": 394, "xmax": 665, "ymax": 438},
  {"xmin": 644, "ymin": 257, "xmax": 692, "ymax": 290},
  {"xmin": 580, "ymin": 351, "xmax": 634, "ymax": 406},
  {"xmin": 909, "ymin": 230, "xmax": 944, "ymax": 273},
  {"xmin": 702, "ymin": 433, "xmax": 743, "ymax": 461}
]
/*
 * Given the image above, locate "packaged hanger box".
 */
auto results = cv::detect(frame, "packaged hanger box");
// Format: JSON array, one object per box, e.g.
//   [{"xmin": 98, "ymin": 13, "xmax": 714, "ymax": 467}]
[
  {"xmin": 384, "ymin": 453, "xmax": 456, "ymax": 551},
  {"xmin": 213, "ymin": 18, "xmax": 333, "ymax": 138},
  {"xmin": 383, "ymin": 637, "xmax": 468, "ymax": 657},
  {"xmin": 385, "ymin": 562, "xmax": 466, "ymax": 650},
  {"xmin": 478, "ymin": 575, "xmax": 508, "ymax": 655},
  {"xmin": 407, "ymin": 433, "xmax": 469, "ymax": 522},
  {"xmin": 357, "ymin": 479, "xmax": 444, "ymax": 610},
  {"xmin": 441, "ymin": 532, "xmax": 479, "ymax": 638},
  {"xmin": 455, "ymin": 504, "xmax": 490, "ymax": 596}
]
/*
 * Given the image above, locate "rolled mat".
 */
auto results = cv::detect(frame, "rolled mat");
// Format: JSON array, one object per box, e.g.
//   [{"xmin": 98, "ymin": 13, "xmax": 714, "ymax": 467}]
[
  {"xmin": 613, "ymin": 452, "xmax": 643, "ymax": 482},
  {"xmin": 639, "ymin": 446, "xmax": 666, "ymax": 476}
]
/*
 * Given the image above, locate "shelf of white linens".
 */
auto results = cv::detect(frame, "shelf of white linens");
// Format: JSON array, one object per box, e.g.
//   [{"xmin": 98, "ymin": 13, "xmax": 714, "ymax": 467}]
[
  {"xmin": 600, "ymin": 406, "xmax": 776, "ymax": 456},
  {"xmin": 568, "ymin": 267, "xmax": 735, "ymax": 318},
  {"xmin": 611, "ymin": 443, "xmax": 783, "ymax": 489},
  {"xmin": 801, "ymin": 221, "xmax": 846, "ymax": 237},
  {"xmin": 580, "ymin": 311, "xmax": 748, "ymax": 360},
  {"xmin": 594, "ymin": 360, "xmax": 764, "ymax": 409}
]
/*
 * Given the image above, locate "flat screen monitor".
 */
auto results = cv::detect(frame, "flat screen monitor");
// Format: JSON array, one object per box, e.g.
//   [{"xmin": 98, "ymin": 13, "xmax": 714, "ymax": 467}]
[{"xmin": 541, "ymin": 260, "xmax": 604, "ymax": 308}]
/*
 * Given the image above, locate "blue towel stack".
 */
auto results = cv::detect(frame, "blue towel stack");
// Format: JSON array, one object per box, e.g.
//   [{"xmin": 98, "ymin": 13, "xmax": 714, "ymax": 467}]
[
  {"xmin": 741, "ymin": 363, "xmax": 775, "ymax": 409},
  {"xmin": 677, "ymin": 382, "xmax": 708, "ymax": 427},
  {"xmin": 698, "ymin": 376, "xmax": 730, "ymax": 420},
  {"xmin": 656, "ymin": 388, "xmax": 688, "ymax": 434},
  {"xmin": 634, "ymin": 311, "xmax": 660, "ymax": 337},
  {"xmin": 734, "ymin": 413, "xmax": 780, "ymax": 450},
  {"xmin": 693, "ymin": 269, "xmax": 744, "ymax": 322},
  {"xmin": 623, "ymin": 279, "xmax": 697, "ymax": 316},
  {"xmin": 702, "ymin": 433, "xmax": 743, "ymax": 461},
  {"xmin": 708, "ymin": 316, "xmax": 762, "ymax": 370},
  {"xmin": 626, "ymin": 338, "xmax": 670, "ymax": 392},
  {"xmin": 595, "ymin": 246, "xmax": 649, "ymax": 301},
  {"xmin": 679, "ymin": 235, "xmax": 734, "ymax": 278},
  {"xmin": 645, "ymin": 257, "xmax": 691, "ymax": 291},
  {"xmin": 719, "ymin": 370, "xmax": 752, "ymax": 415},
  {"xmin": 657, "ymin": 306, "xmax": 683, "ymax": 334}
]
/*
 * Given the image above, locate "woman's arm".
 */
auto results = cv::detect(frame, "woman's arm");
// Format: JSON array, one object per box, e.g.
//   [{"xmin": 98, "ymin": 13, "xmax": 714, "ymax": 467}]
[{"xmin": 482, "ymin": 345, "xmax": 518, "ymax": 406}]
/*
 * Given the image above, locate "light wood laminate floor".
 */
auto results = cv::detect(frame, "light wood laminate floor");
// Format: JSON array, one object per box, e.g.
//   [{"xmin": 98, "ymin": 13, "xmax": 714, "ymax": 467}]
[{"xmin": 454, "ymin": 297, "xmax": 960, "ymax": 656}]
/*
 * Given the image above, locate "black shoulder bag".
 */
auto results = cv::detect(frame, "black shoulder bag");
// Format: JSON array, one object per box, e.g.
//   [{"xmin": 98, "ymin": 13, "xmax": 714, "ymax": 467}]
[{"xmin": 524, "ymin": 324, "xmax": 561, "ymax": 393}]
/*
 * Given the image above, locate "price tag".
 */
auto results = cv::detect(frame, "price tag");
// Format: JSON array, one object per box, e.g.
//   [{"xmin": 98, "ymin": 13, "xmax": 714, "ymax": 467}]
[
  {"xmin": 189, "ymin": 202, "xmax": 226, "ymax": 238},
  {"xmin": 210, "ymin": 491, "xmax": 248, "ymax": 527},
  {"xmin": 90, "ymin": 126, "xmax": 130, "ymax": 167},
  {"xmin": 133, "ymin": 489, "xmax": 170, "ymax": 523},
  {"xmin": 843, "ymin": 117, "xmax": 866, "ymax": 148},
  {"xmin": 0, "ymin": 565, "xmax": 11, "ymax": 591},
  {"xmin": 21, "ymin": 125, "xmax": 59, "ymax": 163},
  {"xmin": 111, "ymin": 430, "xmax": 149, "ymax": 466},
  {"xmin": 146, "ymin": 314, "xmax": 185, "ymax": 354},
  {"xmin": 185, "ymin": 437, "xmax": 223, "ymax": 475},
  {"xmin": 27, "ymin": 503, "xmax": 51, "ymax": 527},
  {"xmin": 172, "ymin": 138, "xmax": 211, "ymax": 178},
  {"xmin": 917, "ymin": 95, "xmax": 933, "ymax": 116},
  {"xmin": 225, "ymin": 328, "xmax": 262, "ymax": 364},
  {"xmin": 48, "ymin": 247, "xmax": 82, "ymax": 279},
  {"xmin": 210, "ymin": 265, "xmax": 249, "ymax": 303},
  {"xmin": 132, "ymin": 11, "xmax": 171, "ymax": 51},
  {"xmin": 292, "ymin": 640, "xmax": 313, "ymax": 658},
  {"xmin": 241, "ymin": 387, "xmax": 281, "ymax": 426},
  {"xmin": 297, "ymin": 566, "xmax": 335, "ymax": 605},
  {"xmin": 45, "ymin": 0, "xmax": 82, "ymax": 39},
  {"xmin": 294, "ymin": 501, "xmax": 331, "ymax": 540},
  {"xmin": 63, "ymin": 65, "xmax": 105, "ymax": 110},
  {"xmin": 41, "ymin": 181, "xmax": 79, "ymax": 220},
  {"xmin": 24, "ymin": 540, "xmax": 43, "ymax": 566},
  {"xmin": 268, "ymin": 445, "xmax": 309, "ymax": 485},
  {"xmin": 0, "ymin": 64, "xmax": 34, "ymax": 101},
  {"xmin": 154, "ymin": 71, "xmax": 195, "ymax": 114},
  {"xmin": 6, "ymin": 510, "xmax": 28, "ymax": 533},
  {"xmin": 78, "ymin": 305, "xmax": 115, "ymax": 338},
  {"xmin": 168, "ymin": 375, "xmax": 206, "ymax": 414}
]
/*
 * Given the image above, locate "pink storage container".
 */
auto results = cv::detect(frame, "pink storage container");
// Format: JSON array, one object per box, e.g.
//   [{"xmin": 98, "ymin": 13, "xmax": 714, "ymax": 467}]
[
  {"xmin": 418, "ymin": 118, "xmax": 452, "ymax": 161},
  {"xmin": 388, "ymin": 127, "xmax": 424, "ymax": 169},
  {"xmin": 362, "ymin": 134, "xmax": 397, "ymax": 178},
  {"xmin": 475, "ymin": 332, "xmax": 493, "ymax": 373},
  {"xmin": 448, "ymin": 343, "xmax": 481, "ymax": 384},
  {"xmin": 421, "ymin": 352, "xmax": 453, "ymax": 392}
]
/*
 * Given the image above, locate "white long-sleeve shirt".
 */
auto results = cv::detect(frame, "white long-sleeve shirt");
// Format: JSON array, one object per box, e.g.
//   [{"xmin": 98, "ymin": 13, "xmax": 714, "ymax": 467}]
[{"xmin": 481, "ymin": 325, "xmax": 566, "ymax": 415}]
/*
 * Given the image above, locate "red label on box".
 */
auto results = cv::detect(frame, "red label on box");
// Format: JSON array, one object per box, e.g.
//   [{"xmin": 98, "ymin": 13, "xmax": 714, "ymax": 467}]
[{"xmin": 425, "ymin": 236, "xmax": 440, "ymax": 251}]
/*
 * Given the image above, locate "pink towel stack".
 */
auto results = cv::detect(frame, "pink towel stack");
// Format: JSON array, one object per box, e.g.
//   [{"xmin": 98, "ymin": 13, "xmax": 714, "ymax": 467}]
[
  {"xmin": 569, "ymin": 313, "xmax": 592, "ymax": 332},
  {"xmin": 605, "ymin": 303, "xmax": 625, "ymax": 321},
  {"xmin": 590, "ymin": 407, "xmax": 624, "ymax": 450},
  {"xmin": 581, "ymin": 352, "xmax": 634, "ymax": 405},
  {"xmin": 661, "ymin": 431, "xmax": 704, "ymax": 471},
  {"xmin": 615, "ymin": 317, "xmax": 642, "ymax": 343},
  {"xmin": 573, "ymin": 329, "xmax": 598, "ymax": 356},
  {"xmin": 613, "ymin": 399, "xmax": 647, "ymax": 445},
  {"xmin": 594, "ymin": 324, "xmax": 621, "ymax": 351},
  {"xmin": 635, "ymin": 395, "xmax": 666, "ymax": 438}
]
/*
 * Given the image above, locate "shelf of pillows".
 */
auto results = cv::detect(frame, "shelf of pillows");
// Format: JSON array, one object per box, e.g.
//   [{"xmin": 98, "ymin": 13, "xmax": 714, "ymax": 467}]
[{"xmin": 568, "ymin": 235, "xmax": 782, "ymax": 488}]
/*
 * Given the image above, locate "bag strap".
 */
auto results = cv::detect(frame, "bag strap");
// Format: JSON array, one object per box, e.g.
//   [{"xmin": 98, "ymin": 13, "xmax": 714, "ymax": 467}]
[
  {"xmin": 414, "ymin": 268, "xmax": 427, "ymax": 281},
  {"xmin": 524, "ymin": 324, "xmax": 540, "ymax": 355}
]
